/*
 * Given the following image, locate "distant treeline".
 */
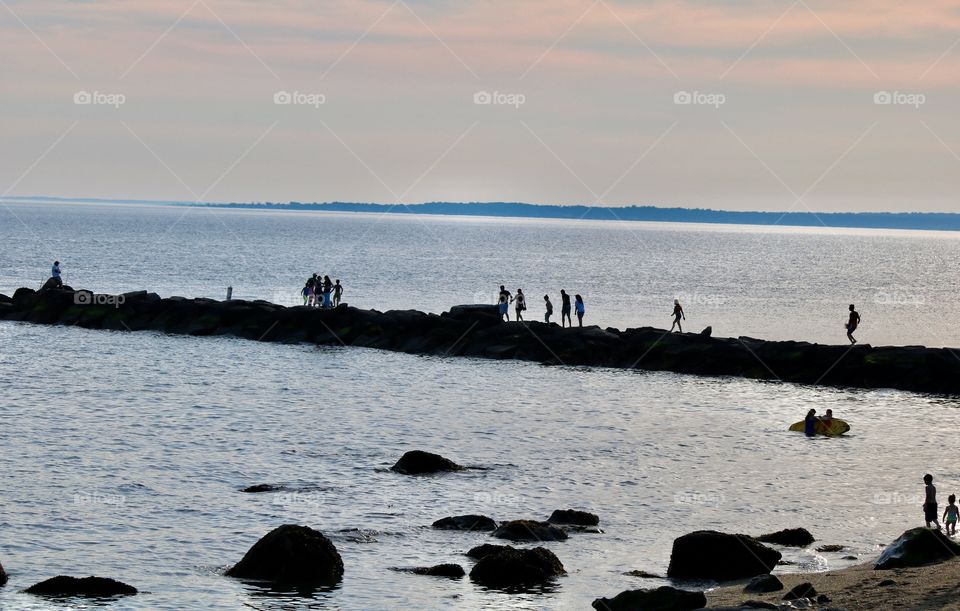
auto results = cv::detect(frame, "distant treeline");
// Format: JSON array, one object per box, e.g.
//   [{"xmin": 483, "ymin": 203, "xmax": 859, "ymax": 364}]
[{"xmin": 202, "ymin": 201, "xmax": 960, "ymax": 231}]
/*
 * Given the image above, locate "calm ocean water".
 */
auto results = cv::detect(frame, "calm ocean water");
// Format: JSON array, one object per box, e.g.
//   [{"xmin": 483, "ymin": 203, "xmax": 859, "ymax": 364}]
[{"xmin": 1, "ymin": 202, "xmax": 959, "ymax": 610}]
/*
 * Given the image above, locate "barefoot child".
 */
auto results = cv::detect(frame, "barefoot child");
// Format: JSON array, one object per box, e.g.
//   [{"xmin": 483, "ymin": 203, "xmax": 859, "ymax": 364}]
[
  {"xmin": 924, "ymin": 474, "xmax": 942, "ymax": 530},
  {"xmin": 943, "ymin": 494, "xmax": 958, "ymax": 536}
]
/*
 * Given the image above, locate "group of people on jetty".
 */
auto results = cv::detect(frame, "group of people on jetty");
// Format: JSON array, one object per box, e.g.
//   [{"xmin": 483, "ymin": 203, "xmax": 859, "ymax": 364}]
[{"xmin": 300, "ymin": 274, "xmax": 343, "ymax": 308}]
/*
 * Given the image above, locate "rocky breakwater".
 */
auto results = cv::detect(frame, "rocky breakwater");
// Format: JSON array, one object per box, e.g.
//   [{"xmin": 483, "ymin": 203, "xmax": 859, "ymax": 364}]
[{"xmin": 2, "ymin": 287, "xmax": 959, "ymax": 394}]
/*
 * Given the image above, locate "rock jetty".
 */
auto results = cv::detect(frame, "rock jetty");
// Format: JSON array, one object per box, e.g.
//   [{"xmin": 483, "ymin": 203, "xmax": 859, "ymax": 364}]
[{"xmin": 3, "ymin": 287, "xmax": 959, "ymax": 395}]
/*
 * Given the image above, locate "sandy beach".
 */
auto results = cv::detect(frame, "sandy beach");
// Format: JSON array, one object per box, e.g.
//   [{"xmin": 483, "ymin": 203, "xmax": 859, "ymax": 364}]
[{"xmin": 706, "ymin": 558, "xmax": 960, "ymax": 610}]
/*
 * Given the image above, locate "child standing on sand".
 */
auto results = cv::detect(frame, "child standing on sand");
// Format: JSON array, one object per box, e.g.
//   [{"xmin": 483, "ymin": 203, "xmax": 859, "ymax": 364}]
[
  {"xmin": 943, "ymin": 494, "xmax": 958, "ymax": 536},
  {"xmin": 924, "ymin": 474, "xmax": 942, "ymax": 530}
]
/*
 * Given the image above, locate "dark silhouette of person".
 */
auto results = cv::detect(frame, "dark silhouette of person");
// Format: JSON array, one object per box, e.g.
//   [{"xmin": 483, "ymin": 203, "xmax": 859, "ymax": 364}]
[
  {"xmin": 514, "ymin": 288, "xmax": 526, "ymax": 321},
  {"xmin": 498, "ymin": 285, "xmax": 512, "ymax": 321},
  {"xmin": 322, "ymin": 275, "xmax": 333, "ymax": 308},
  {"xmin": 574, "ymin": 294, "xmax": 585, "ymax": 327},
  {"xmin": 560, "ymin": 290, "xmax": 572, "ymax": 328},
  {"xmin": 333, "ymin": 279, "xmax": 343, "ymax": 307},
  {"xmin": 670, "ymin": 299, "xmax": 685, "ymax": 332},
  {"xmin": 804, "ymin": 408, "xmax": 817, "ymax": 436},
  {"xmin": 846, "ymin": 304, "xmax": 861, "ymax": 344},
  {"xmin": 544, "ymin": 294, "xmax": 553, "ymax": 323}
]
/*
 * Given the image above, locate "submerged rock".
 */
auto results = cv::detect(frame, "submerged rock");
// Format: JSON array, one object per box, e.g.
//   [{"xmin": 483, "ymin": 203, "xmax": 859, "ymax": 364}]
[
  {"xmin": 469, "ymin": 546, "xmax": 565, "ymax": 587},
  {"xmin": 432, "ymin": 515, "xmax": 497, "ymax": 531},
  {"xmin": 491, "ymin": 520, "xmax": 568, "ymax": 542},
  {"xmin": 756, "ymin": 528, "xmax": 815, "ymax": 547},
  {"xmin": 815, "ymin": 544, "xmax": 844, "ymax": 553},
  {"xmin": 548, "ymin": 509, "xmax": 600, "ymax": 526},
  {"xmin": 226, "ymin": 524, "xmax": 344, "ymax": 585},
  {"xmin": 624, "ymin": 569, "xmax": 662, "ymax": 578},
  {"xmin": 592, "ymin": 586, "xmax": 707, "ymax": 611},
  {"xmin": 390, "ymin": 450, "xmax": 463, "ymax": 475},
  {"xmin": 667, "ymin": 531, "xmax": 780, "ymax": 581},
  {"xmin": 875, "ymin": 527, "xmax": 960, "ymax": 569},
  {"xmin": 465, "ymin": 543, "xmax": 512, "ymax": 559},
  {"xmin": 242, "ymin": 483, "xmax": 283, "ymax": 493},
  {"xmin": 393, "ymin": 564, "xmax": 465, "ymax": 578},
  {"xmin": 25, "ymin": 576, "xmax": 137, "ymax": 597}
]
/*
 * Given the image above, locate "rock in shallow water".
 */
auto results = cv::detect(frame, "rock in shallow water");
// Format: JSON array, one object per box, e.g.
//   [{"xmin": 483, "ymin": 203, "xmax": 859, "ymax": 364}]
[
  {"xmin": 410, "ymin": 564, "xmax": 465, "ymax": 578},
  {"xmin": 25, "ymin": 576, "xmax": 137, "ymax": 597},
  {"xmin": 591, "ymin": 586, "xmax": 707, "ymax": 611},
  {"xmin": 0, "ymin": 559, "xmax": 6, "ymax": 586},
  {"xmin": 469, "ymin": 546, "xmax": 565, "ymax": 587},
  {"xmin": 390, "ymin": 450, "xmax": 463, "ymax": 475},
  {"xmin": 465, "ymin": 543, "xmax": 512, "ymax": 559},
  {"xmin": 491, "ymin": 520, "xmax": 568, "ymax": 542},
  {"xmin": 667, "ymin": 530, "xmax": 780, "ymax": 581},
  {"xmin": 875, "ymin": 527, "xmax": 960, "ymax": 569},
  {"xmin": 432, "ymin": 515, "xmax": 497, "ymax": 531},
  {"xmin": 756, "ymin": 527, "xmax": 815, "ymax": 547},
  {"xmin": 548, "ymin": 509, "xmax": 600, "ymax": 526},
  {"xmin": 226, "ymin": 524, "xmax": 344, "ymax": 585}
]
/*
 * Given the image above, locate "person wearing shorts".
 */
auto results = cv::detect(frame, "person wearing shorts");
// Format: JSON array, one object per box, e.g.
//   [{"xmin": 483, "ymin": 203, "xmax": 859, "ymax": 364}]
[
  {"xmin": 924, "ymin": 473, "xmax": 942, "ymax": 530},
  {"xmin": 498, "ymin": 285, "xmax": 512, "ymax": 322}
]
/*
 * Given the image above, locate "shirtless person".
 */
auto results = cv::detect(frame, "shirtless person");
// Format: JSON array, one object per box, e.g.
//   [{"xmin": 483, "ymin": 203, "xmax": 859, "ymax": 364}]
[{"xmin": 846, "ymin": 304, "xmax": 861, "ymax": 344}]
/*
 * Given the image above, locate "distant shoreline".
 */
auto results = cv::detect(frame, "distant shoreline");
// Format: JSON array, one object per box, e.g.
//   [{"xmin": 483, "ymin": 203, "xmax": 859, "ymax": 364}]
[{"xmin": 8, "ymin": 196, "xmax": 960, "ymax": 232}]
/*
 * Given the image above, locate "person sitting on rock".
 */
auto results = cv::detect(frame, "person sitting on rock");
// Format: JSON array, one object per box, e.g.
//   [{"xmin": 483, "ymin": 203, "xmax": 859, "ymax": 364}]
[
  {"xmin": 333, "ymin": 279, "xmax": 343, "ymax": 307},
  {"xmin": 924, "ymin": 474, "xmax": 942, "ymax": 530},
  {"xmin": 498, "ymin": 285, "xmax": 512, "ymax": 322},
  {"xmin": 670, "ymin": 299, "xmax": 685, "ymax": 332},
  {"xmin": 942, "ymin": 494, "xmax": 958, "ymax": 536},
  {"xmin": 544, "ymin": 294, "xmax": 553, "ymax": 323},
  {"xmin": 51, "ymin": 260, "xmax": 63, "ymax": 288}
]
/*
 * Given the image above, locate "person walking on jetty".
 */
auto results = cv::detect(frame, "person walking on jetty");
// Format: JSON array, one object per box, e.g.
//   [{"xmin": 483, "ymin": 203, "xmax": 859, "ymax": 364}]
[
  {"xmin": 846, "ymin": 304, "xmax": 861, "ymax": 344},
  {"xmin": 574, "ymin": 294, "xmax": 585, "ymax": 327},
  {"xmin": 51, "ymin": 260, "xmax": 63, "ymax": 288},
  {"xmin": 670, "ymin": 299, "xmax": 685, "ymax": 332},
  {"xmin": 514, "ymin": 289, "xmax": 526, "ymax": 321},
  {"xmin": 560, "ymin": 290, "xmax": 572, "ymax": 328},
  {"xmin": 943, "ymin": 494, "xmax": 958, "ymax": 536},
  {"xmin": 544, "ymin": 294, "xmax": 553, "ymax": 323},
  {"xmin": 924, "ymin": 474, "xmax": 942, "ymax": 530},
  {"xmin": 498, "ymin": 285, "xmax": 512, "ymax": 321},
  {"xmin": 333, "ymin": 279, "xmax": 343, "ymax": 307}
]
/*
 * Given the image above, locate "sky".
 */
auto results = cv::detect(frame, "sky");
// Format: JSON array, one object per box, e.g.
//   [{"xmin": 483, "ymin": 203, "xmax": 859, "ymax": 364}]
[{"xmin": 1, "ymin": 0, "xmax": 959, "ymax": 212}]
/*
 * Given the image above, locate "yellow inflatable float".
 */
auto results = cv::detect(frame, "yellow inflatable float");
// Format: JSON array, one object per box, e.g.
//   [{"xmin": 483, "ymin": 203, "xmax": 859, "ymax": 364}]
[{"xmin": 788, "ymin": 418, "xmax": 850, "ymax": 436}]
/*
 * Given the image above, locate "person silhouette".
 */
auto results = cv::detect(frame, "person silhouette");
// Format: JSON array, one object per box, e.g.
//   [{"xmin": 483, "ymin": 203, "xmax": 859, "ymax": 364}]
[
  {"xmin": 498, "ymin": 285, "xmax": 512, "ymax": 321},
  {"xmin": 670, "ymin": 299, "xmax": 685, "ymax": 332},
  {"xmin": 846, "ymin": 304, "xmax": 861, "ymax": 344},
  {"xmin": 574, "ymin": 294, "xmax": 585, "ymax": 327},
  {"xmin": 333, "ymin": 279, "xmax": 343, "ymax": 307},
  {"xmin": 50, "ymin": 260, "xmax": 63, "ymax": 288},
  {"xmin": 804, "ymin": 408, "xmax": 817, "ymax": 436},
  {"xmin": 544, "ymin": 294, "xmax": 553, "ymax": 323},
  {"xmin": 514, "ymin": 288, "xmax": 526, "ymax": 321},
  {"xmin": 560, "ymin": 290, "xmax": 572, "ymax": 328}
]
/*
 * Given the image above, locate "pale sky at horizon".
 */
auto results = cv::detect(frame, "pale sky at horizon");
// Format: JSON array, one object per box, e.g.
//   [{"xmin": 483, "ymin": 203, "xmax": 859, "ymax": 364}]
[{"xmin": 2, "ymin": 0, "xmax": 959, "ymax": 212}]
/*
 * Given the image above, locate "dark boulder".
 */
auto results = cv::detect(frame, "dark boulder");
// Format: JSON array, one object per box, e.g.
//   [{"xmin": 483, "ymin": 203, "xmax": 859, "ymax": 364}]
[
  {"xmin": 390, "ymin": 450, "xmax": 463, "ymax": 475},
  {"xmin": 743, "ymin": 574, "xmax": 783, "ymax": 593},
  {"xmin": 815, "ymin": 544, "xmax": 844, "ymax": 553},
  {"xmin": 242, "ymin": 483, "xmax": 283, "ymax": 493},
  {"xmin": 667, "ymin": 531, "xmax": 780, "ymax": 581},
  {"xmin": 878, "ymin": 578, "xmax": 896, "ymax": 587},
  {"xmin": 25, "ymin": 576, "xmax": 137, "ymax": 597},
  {"xmin": 875, "ymin": 527, "xmax": 960, "ymax": 569},
  {"xmin": 466, "ymin": 543, "xmax": 512, "ymax": 559},
  {"xmin": 226, "ymin": 524, "xmax": 344, "ymax": 585},
  {"xmin": 592, "ymin": 586, "xmax": 707, "ymax": 611},
  {"xmin": 756, "ymin": 528, "xmax": 814, "ymax": 547},
  {"xmin": 624, "ymin": 569, "xmax": 661, "ymax": 578},
  {"xmin": 782, "ymin": 582, "xmax": 817, "ymax": 600},
  {"xmin": 700, "ymin": 326, "xmax": 712, "ymax": 337},
  {"xmin": 432, "ymin": 515, "xmax": 497, "ymax": 531},
  {"xmin": 491, "ymin": 520, "xmax": 568, "ymax": 542},
  {"xmin": 0, "ymin": 559, "xmax": 6, "ymax": 586},
  {"xmin": 548, "ymin": 509, "xmax": 600, "ymax": 526},
  {"xmin": 410, "ymin": 564, "xmax": 465, "ymax": 578},
  {"xmin": 40, "ymin": 277, "xmax": 63, "ymax": 290},
  {"xmin": 469, "ymin": 546, "xmax": 565, "ymax": 587}
]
